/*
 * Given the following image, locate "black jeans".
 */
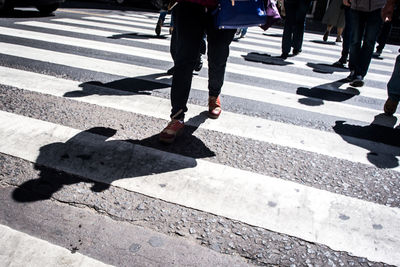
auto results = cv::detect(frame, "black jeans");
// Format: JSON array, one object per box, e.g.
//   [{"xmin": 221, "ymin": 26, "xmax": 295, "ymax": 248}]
[{"xmin": 170, "ymin": 2, "xmax": 235, "ymax": 120}]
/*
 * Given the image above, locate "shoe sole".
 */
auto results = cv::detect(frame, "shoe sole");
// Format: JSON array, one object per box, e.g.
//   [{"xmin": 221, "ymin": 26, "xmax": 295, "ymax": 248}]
[{"xmin": 207, "ymin": 111, "xmax": 221, "ymax": 119}]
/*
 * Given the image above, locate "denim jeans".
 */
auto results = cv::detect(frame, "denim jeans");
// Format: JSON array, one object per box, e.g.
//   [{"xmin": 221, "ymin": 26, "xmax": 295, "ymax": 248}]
[
  {"xmin": 348, "ymin": 8, "xmax": 382, "ymax": 77},
  {"xmin": 170, "ymin": 2, "xmax": 235, "ymax": 120},
  {"xmin": 388, "ymin": 55, "xmax": 400, "ymax": 101},
  {"xmin": 281, "ymin": 0, "xmax": 311, "ymax": 55}
]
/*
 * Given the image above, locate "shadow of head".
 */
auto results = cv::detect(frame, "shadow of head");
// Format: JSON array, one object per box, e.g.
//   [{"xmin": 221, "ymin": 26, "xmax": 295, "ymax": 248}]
[{"xmin": 64, "ymin": 75, "xmax": 171, "ymax": 97}]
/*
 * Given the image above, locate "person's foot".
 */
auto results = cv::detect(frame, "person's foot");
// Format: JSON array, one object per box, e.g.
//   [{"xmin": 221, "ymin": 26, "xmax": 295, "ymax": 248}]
[
  {"xmin": 372, "ymin": 49, "xmax": 382, "ymax": 58},
  {"xmin": 159, "ymin": 119, "xmax": 184, "ymax": 144},
  {"xmin": 292, "ymin": 49, "xmax": 302, "ymax": 56},
  {"xmin": 280, "ymin": 53, "xmax": 288, "ymax": 60},
  {"xmin": 155, "ymin": 20, "xmax": 162, "ymax": 36},
  {"xmin": 336, "ymin": 35, "xmax": 342, "ymax": 42},
  {"xmin": 345, "ymin": 70, "xmax": 356, "ymax": 82},
  {"xmin": 384, "ymin": 98, "xmax": 399, "ymax": 116},
  {"xmin": 332, "ymin": 60, "xmax": 345, "ymax": 68},
  {"xmin": 167, "ymin": 66, "xmax": 175, "ymax": 75},
  {"xmin": 208, "ymin": 96, "xmax": 222, "ymax": 119},
  {"xmin": 194, "ymin": 57, "xmax": 203, "ymax": 72},
  {"xmin": 349, "ymin": 75, "xmax": 364, "ymax": 87},
  {"xmin": 323, "ymin": 31, "xmax": 329, "ymax": 42}
]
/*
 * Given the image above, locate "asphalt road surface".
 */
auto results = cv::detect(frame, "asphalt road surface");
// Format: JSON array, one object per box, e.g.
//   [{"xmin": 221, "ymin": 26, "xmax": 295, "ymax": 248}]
[{"xmin": 0, "ymin": 1, "xmax": 399, "ymax": 266}]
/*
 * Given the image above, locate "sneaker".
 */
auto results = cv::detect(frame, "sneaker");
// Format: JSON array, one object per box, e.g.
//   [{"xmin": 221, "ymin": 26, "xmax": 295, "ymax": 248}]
[
  {"xmin": 336, "ymin": 36, "xmax": 342, "ymax": 42},
  {"xmin": 159, "ymin": 119, "xmax": 184, "ymax": 144},
  {"xmin": 384, "ymin": 98, "xmax": 399, "ymax": 116},
  {"xmin": 345, "ymin": 70, "xmax": 356, "ymax": 82},
  {"xmin": 208, "ymin": 96, "xmax": 222, "ymax": 119},
  {"xmin": 155, "ymin": 20, "xmax": 162, "ymax": 36},
  {"xmin": 350, "ymin": 75, "xmax": 364, "ymax": 87}
]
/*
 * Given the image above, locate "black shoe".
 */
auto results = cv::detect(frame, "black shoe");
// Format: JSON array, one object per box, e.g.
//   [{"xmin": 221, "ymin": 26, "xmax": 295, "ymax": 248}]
[
  {"xmin": 332, "ymin": 60, "xmax": 345, "ymax": 68},
  {"xmin": 323, "ymin": 31, "xmax": 329, "ymax": 42},
  {"xmin": 292, "ymin": 49, "xmax": 302, "ymax": 56},
  {"xmin": 194, "ymin": 58, "xmax": 203, "ymax": 72},
  {"xmin": 167, "ymin": 66, "xmax": 175, "ymax": 75},
  {"xmin": 345, "ymin": 71, "xmax": 356, "ymax": 82},
  {"xmin": 280, "ymin": 53, "xmax": 288, "ymax": 59},
  {"xmin": 155, "ymin": 20, "xmax": 162, "ymax": 36},
  {"xmin": 350, "ymin": 75, "xmax": 364, "ymax": 87}
]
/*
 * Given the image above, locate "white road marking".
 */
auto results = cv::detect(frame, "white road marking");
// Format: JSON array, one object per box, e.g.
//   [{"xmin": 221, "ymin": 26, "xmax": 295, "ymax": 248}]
[
  {"xmin": 0, "ymin": 224, "xmax": 111, "ymax": 267},
  {"xmin": 0, "ymin": 66, "xmax": 398, "ymax": 170},
  {"xmin": 0, "ymin": 27, "xmax": 388, "ymax": 100},
  {"xmin": 0, "ymin": 111, "xmax": 399, "ymax": 266}
]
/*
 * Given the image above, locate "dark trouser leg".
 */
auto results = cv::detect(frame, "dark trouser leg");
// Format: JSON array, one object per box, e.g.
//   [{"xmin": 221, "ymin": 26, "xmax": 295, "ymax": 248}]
[
  {"xmin": 170, "ymin": 2, "xmax": 205, "ymax": 120},
  {"xmin": 388, "ymin": 55, "xmax": 400, "ymax": 101},
  {"xmin": 282, "ymin": 0, "xmax": 296, "ymax": 54},
  {"xmin": 205, "ymin": 14, "xmax": 235, "ymax": 97},
  {"xmin": 376, "ymin": 21, "xmax": 392, "ymax": 52},
  {"xmin": 292, "ymin": 0, "xmax": 310, "ymax": 52},
  {"xmin": 349, "ymin": 9, "xmax": 365, "ymax": 73},
  {"xmin": 357, "ymin": 9, "xmax": 382, "ymax": 77},
  {"xmin": 340, "ymin": 6, "xmax": 352, "ymax": 63}
]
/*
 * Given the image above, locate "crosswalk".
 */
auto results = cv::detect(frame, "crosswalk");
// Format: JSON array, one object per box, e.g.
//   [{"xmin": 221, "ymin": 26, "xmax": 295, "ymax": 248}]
[{"xmin": 0, "ymin": 7, "xmax": 399, "ymax": 266}]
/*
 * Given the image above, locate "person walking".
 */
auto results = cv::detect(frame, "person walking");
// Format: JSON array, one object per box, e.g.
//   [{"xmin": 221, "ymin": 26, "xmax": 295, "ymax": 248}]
[
  {"xmin": 345, "ymin": 0, "xmax": 386, "ymax": 87},
  {"xmin": 382, "ymin": 0, "xmax": 400, "ymax": 115},
  {"xmin": 280, "ymin": 0, "xmax": 312, "ymax": 59},
  {"xmin": 322, "ymin": 0, "xmax": 346, "ymax": 42},
  {"xmin": 159, "ymin": 0, "xmax": 236, "ymax": 144},
  {"xmin": 332, "ymin": 4, "xmax": 352, "ymax": 67}
]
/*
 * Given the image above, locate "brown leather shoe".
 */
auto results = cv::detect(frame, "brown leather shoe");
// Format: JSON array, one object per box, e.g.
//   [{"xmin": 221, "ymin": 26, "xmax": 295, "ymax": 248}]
[
  {"xmin": 208, "ymin": 96, "xmax": 221, "ymax": 119},
  {"xmin": 159, "ymin": 119, "xmax": 184, "ymax": 144},
  {"xmin": 384, "ymin": 98, "xmax": 399, "ymax": 116}
]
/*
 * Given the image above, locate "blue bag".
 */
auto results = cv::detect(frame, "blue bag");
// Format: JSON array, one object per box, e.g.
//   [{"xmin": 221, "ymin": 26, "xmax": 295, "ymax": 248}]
[{"xmin": 214, "ymin": 0, "xmax": 267, "ymax": 29}]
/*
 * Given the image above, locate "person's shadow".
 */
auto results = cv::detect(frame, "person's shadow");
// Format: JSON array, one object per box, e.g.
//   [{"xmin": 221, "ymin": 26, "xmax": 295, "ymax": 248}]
[
  {"xmin": 306, "ymin": 63, "xmax": 348, "ymax": 74},
  {"xmin": 12, "ymin": 113, "xmax": 214, "ymax": 202},
  {"xmin": 333, "ymin": 114, "xmax": 400, "ymax": 168},
  {"xmin": 297, "ymin": 79, "xmax": 360, "ymax": 106},
  {"xmin": 64, "ymin": 73, "xmax": 172, "ymax": 98},
  {"xmin": 242, "ymin": 52, "xmax": 293, "ymax": 66}
]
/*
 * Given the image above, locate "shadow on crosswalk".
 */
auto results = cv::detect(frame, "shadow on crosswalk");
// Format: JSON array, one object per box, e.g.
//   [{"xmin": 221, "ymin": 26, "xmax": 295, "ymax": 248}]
[
  {"xmin": 333, "ymin": 114, "xmax": 400, "ymax": 168},
  {"xmin": 12, "ymin": 113, "xmax": 214, "ymax": 202},
  {"xmin": 64, "ymin": 73, "xmax": 171, "ymax": 97}
]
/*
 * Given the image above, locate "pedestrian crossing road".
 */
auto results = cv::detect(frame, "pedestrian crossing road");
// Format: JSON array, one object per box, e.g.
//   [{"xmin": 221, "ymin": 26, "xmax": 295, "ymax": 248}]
[{"xmin": 0, "ymin": 4, "xmax": 399, "ymax": 267}]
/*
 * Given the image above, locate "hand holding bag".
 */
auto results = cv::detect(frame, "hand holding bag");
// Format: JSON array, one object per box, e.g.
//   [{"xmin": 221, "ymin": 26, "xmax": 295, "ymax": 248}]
[{"xmin": 214, "ymin": 0, "xmax": 267, "ymax": 29}]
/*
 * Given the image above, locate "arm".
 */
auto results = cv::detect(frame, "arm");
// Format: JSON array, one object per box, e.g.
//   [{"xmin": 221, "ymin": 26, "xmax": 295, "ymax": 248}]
[{"xmin": 382, "ymin": 0, "xmax": 399, "ymax": 22}]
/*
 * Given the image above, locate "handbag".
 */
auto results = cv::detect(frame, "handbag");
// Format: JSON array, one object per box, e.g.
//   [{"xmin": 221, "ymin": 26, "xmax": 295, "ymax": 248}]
[
  {"xmin": 214, "ymin": 0, "xmax": 267, "ymax": 29},
  {"xmin": 260, "ymin": 0, "xmax": 281, "ymax": 31}
]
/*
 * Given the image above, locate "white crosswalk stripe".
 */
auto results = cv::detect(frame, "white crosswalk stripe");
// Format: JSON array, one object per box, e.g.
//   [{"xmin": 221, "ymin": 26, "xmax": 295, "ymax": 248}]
[{"xmin": 1, "ymin": 9, "xmax": 399, "ymax": 266}]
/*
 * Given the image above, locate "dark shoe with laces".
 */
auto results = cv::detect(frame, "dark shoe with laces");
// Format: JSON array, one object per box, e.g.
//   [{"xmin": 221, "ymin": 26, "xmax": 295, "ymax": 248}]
[
  {"xmin": 280, "ymin": 53, "xmax": 288, "ymax": 60},
  {"xmin": 384, "ymin": 98, "xmax": 399, "ymax": 116},
  {"xmin": 292, "ymin": 49, "xmax": 302, "ymax": 56}
]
